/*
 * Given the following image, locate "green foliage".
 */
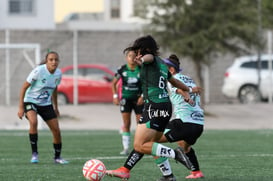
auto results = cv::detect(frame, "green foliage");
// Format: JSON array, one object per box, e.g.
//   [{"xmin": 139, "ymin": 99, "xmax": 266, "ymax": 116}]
[
  {"xmin": 0, "ymin": 130, "xmax": 273, "ymax": 181},
  {"xmin": 139, "ymin": 0, "xmax": 263, "ymax": 64}
]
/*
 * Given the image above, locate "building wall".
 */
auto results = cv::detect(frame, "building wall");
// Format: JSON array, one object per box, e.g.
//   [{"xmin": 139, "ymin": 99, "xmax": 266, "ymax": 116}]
[
  {"xmin": 55, "ymin": 0, "xmax": 103, "ymax": 23},
  {"xmin": 0, "ymin": 0, "xmax": 55, "ymax": 30}
]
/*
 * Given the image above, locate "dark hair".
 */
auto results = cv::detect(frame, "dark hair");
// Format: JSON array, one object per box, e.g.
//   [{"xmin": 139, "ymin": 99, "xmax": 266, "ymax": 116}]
[
  {"xmin": 39, "ymin": 51, "xmax": 59, "ymax": 65},
  {"xmin": 164, "ymin": 54, "xmax": 181, "ymax": 72},
  {"xmin": 124, "ymin": 35, "xmax": 159, "ymax": 56},
  {"xmin": 123, "ymin": 47, "xmax": 135, "ymax": 55}
]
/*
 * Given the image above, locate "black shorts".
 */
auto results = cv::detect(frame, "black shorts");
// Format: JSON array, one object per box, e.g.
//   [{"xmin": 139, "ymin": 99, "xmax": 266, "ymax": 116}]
[
  {"xmin": 164, "ymin": 119, "xmax": 203, "ymax": 145},
  {"xmin": 24, "ymin": 102, "xmax": 57, "ymax": 121},
  {"xmin": 139, "ymin": 101, "xmax": 172, "ymax": 132},
  {"xmin": 120, "ymin": 98, "xmax": 143, "ymax": 114}
]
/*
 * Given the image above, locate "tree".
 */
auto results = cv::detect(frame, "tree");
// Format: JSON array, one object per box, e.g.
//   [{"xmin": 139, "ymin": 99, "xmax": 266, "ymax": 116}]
[{"xmin": 135, "ymin": 0, "xmax": 264, "ymax": 104}]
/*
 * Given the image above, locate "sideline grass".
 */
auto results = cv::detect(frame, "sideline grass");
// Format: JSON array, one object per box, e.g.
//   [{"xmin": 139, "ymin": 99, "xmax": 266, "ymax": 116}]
[{"xmin": 0, "ymin": 129, "xmax": 273, "ymax": 181}]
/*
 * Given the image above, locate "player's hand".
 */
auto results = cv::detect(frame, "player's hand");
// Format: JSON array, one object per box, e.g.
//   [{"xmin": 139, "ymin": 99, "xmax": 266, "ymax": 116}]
[
  {"xmin": 136, "ymin": 96, "xmax": 144, "ymax": 105},
  {"xmin": 17, "ymin": 108, "xmax": 24, "ymax": 120},
  {"xmin": 113, "ymin": 97, "xmax": 120, "ymax": 105},
  {"xmin": 134, "ymin": 55, "xmax": 143, "ymax": 65},
  {"xmin": 192, "ymin": 87, "xmax": 202, "ymax": 94}
]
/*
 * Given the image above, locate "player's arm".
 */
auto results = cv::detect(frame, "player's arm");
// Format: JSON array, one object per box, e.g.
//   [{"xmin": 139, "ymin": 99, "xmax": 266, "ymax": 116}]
[
  {"xmin": 136, "ymin": 94, "xmax": 144, "ymax": 105},
  {"xmin": 134, "ymin": 54, "xmax": 154, "ymax": 65},
  {"xmin": 52, "ymin": 88, "xmax": 60, "ymax": 117},
  {"xmin": 169, "ymin": 77, "xmax": 202, "ymax": 94},
  {"xmin": 111, "ymin": 77, "xmax": 120, "ymax": 105},
  {"xmin": 17, "ymin": 81, "xmax": 30, "ymax": 119},
  {"xmin": 175, "ymin": 89, "xmax": 194, "ymax": 104}
]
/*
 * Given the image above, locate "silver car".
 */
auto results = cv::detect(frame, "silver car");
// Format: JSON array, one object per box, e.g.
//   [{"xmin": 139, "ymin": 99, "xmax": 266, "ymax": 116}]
[{"xmin": 222, "ymin": 55, "xmax": 273, "ymax": 103}]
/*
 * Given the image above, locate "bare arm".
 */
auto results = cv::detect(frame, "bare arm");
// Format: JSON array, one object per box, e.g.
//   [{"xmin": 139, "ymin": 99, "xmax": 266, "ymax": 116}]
[
  {"xmin": 169, "ymin": 77, "xmax": 202, "ymax": 94},
  {"xmin": 111, "ymin": 77, "xmax": 120, "ymax": 105},
  {"xmin": 17, "ymin": 81, "xmax": 31, "ymax": 119},
  {"xmin": 168, "ymin": 77, "xmax": 190, "ymax": 91},
  {"xmin": 134, "ymin": 54, "xmax": 154, "ymax": 65},
  {"xmin": 175, "ymin": 89, "xmax": 194, "ymax": 104}
]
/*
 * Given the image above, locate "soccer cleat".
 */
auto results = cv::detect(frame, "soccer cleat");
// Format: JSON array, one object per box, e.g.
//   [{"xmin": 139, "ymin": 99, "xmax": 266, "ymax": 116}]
[
  {"xmin": 174, "ymin": 147, "xmax": 193, "ymax": 170},
  {"xmin": 54, "ymin": 157, "xmax": 69, "ymax": 164},
  {"xmin": 30, "ymin": 152, "xmax": 39, "ymax": 163},
  {"xmin": 157, "ymin": 174, "xmax": 177, "ymax": 181},
  {"xmin": 120, "ymin": 149, "xmax": 129, "ymax": 156},
  {"xmin": 106, "ymin": 166, "xmax": 130, "ymax": 180},
  {"xmin": 185, "ymin": 171, "xmax": 204, "ymax": 179}
]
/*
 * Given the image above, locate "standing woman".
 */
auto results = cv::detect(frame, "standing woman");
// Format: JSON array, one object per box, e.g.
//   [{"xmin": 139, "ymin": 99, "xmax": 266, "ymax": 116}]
[
  {"xmin": 17, "ymin": 51, "xmax": 68, "ymax": 164},
  {"xmin": 112, "ymin": 48, "xmax": 143, "ymax": 155}
]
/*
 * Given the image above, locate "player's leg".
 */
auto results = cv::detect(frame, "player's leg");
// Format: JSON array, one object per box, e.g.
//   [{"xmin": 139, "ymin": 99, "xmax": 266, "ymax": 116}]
[
  {"xmin": 155, "ymin": 119, "xmax": 196, "ymax": 179},
  {"xmin": 178, "ymin": 141, "xmax": 204, "ymax": 178},
  {"xmin": 120, "ymin": 112, "xmax": 131, "ymax": 155},
  {"xmin": 46, "ymin": 118, "xmax": 68, "ymax": 164},
  {"xmin": 39, "ymin": 105, "xmax": 68, "ymax": 164},
  {"xmin": 155, "ymin": 156, "xmax": 176, "ymax": 181},
  {"xmin": 165, "ymin": 121, "xmax": 204, "ymax": 178},
  {"xmin": 106, "ymin": 124, "xmax": 158, "ymax": 179},
  {"xmin": 25, "ymin": 108, "xmax": 39, "ymax": 163},
  {"xmin": 120, "ymin": 99, "xmax": 134, "ymax": 155}
]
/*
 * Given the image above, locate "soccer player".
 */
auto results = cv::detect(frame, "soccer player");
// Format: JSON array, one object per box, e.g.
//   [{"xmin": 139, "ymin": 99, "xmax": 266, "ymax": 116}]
[
  {"xmin": 112, "ymin": 48, "xmax": 143, "ymax": 155},
  {"xmin": 155, "ymin": 54, "xmax": 204, "ymax": 180},
  {"xmin": 17, "ymin": 51, "xmax": 68, "ymax": 164},
  {"xmin": 106, "ymin": 35, "xmax": 202, "ymax": 180}
]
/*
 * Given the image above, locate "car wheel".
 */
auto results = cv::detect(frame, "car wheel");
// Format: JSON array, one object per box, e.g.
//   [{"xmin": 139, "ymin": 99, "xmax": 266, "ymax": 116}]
[
  {"xmin": 238, "ymin": 85, "xmax": 261, "ymax": 104},
  {"xmin": 57, "ymin": 93, "xmax": 68, "ymax": 105}
]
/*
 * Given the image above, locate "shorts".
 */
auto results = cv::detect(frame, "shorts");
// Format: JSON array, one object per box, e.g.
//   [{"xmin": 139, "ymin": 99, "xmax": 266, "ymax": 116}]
[
  {"xmin": 24, "ymin": 102, "xmax": 57, "ymax": 121},
  {"xmin": 139, "ymin": 101, "xmax": 172, "ymax": 132},
  {"xmin": 164, "ymin": 119, "xmax": 203, "ymax": 145},
  {"xmin": 120, "ymin": 98, "xmax": 143, "ymax": 114}
]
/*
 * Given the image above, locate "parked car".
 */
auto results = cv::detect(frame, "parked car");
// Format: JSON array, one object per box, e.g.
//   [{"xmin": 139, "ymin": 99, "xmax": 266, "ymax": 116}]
[
  {"xmin": 222, "ymin": 54, "xmax": 273, "ymax": 103},
  {"xmin": 57, "ymin": 64, "xmax": 115, "ymax": 104}
]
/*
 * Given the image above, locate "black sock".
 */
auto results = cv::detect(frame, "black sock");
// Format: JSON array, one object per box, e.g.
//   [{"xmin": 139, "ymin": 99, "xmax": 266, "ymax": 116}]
[
  {"xmin": 123, "ymin": 149, "xmax": 144, "ymax": 170},
  {"xmin": 29, "ymin": 133, "xmax": 38, "ymax": 154},
  {"xmin": 186, "ymin": 148, "xmax": 199, "ymax": 171},
  {"xmin": 53, "ymin": 143, "xmax": 62, "ymax": 159}
]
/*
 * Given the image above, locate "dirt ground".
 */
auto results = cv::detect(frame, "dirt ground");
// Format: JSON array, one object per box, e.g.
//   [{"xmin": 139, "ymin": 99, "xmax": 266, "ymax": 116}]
[{"xmin": 1, "ymin": 103, "xmax": 272, "ymax": 130}]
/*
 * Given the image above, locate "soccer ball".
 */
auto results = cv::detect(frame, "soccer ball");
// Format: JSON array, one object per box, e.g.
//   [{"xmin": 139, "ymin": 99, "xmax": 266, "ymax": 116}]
[{"xmin": 82, "ymin": 159, "xmax": 106, "ymax": 181}]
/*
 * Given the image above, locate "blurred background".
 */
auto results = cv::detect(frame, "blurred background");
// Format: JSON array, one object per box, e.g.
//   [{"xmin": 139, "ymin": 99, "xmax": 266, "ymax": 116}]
[{"xmin": 0, "ymin": 0, "xmax": 272, "ymax": 106}]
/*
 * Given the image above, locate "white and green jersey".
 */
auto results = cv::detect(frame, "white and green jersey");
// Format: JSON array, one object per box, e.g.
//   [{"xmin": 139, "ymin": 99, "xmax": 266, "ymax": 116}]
[
  {"xmin": 24, "ymin": 64, "xmax": 62, "ymax": 106},
  {"xmin": 168, "ymin": 73, "xmax": 204, "ymax": 125}
]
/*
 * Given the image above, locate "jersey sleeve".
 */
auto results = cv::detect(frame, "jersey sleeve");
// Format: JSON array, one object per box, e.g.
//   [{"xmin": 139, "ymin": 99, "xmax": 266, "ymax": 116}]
[
  {"xmin": 26, "ymin": 66, "xmax": 40, "ymax": 84},
  {"xmin": 115, "ymin": 65, "xmax": 124, "ymax": 79}
]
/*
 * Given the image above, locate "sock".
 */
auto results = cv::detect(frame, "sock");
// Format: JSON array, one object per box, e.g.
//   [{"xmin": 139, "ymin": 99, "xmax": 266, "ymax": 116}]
[
  {"xmin": 186, "ymin": 148, "xmax": 199, "ymax": 171},
  {"xmin": 123, "ymin": 149, "xmax": 144, "ymax": 170},
  {"xmin": 122, "ymin": 132, "xmax": 130, "ymax": 150},
  {"xmin": 29, "ymin": 133, "xmax": 38, "ymax": 154},
  {"xmin": 53, "ymin": 143, "xmax": 62, "ymax": 159},
  {"xmin": 155, "ymin": 157, "xmax": 173, "ymax": 176},
  {"xmin": 152, "ymin": 143, "xmax": 175, "ymax": 158}
]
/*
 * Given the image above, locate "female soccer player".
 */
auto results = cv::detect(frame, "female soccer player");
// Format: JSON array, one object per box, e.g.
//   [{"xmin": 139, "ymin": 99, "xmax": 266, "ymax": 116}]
[
  {"xmin": 106, "ymin": 35, "xmax": 202, "ymax": 180},
  {"xmin": 112, "ymin": 48, "xmax": 143, "ymax": 155},
  {"xmin": 17, "ymin": 51, "xmax": 68, "ymax": 164},
  {"xmin": 155, "ymin": 54, "xmax": 204, "ymax": 180}
]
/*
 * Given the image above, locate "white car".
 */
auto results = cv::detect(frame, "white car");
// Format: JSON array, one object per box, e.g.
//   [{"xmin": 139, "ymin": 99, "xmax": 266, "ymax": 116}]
[{"xmin": 222, "ymin": 54, "xmax": 273, "ymax": 103}]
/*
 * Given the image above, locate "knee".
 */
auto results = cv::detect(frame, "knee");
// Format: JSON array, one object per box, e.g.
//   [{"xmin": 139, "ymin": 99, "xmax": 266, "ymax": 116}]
[
  {"xmin": 133, "ymin": 142, "xmax": 142, "ymax": 153},
  {"xmin": 51, "ymin": 127, "xmax": 61, "ymax": 137}
]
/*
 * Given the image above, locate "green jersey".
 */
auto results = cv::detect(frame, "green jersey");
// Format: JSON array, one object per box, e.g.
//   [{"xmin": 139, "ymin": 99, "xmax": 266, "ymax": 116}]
[
  {"xmin": 115, "ymin": 64, "xmax": 142, "ymax": 99},
  {"xmin": 141, "ymin": 56, "xmax": 172, "ymax": 103}
]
